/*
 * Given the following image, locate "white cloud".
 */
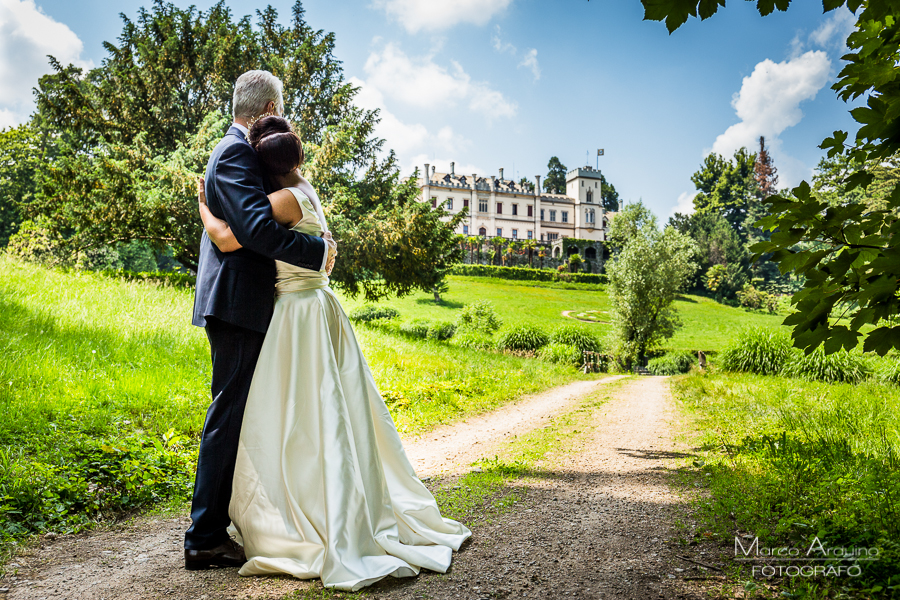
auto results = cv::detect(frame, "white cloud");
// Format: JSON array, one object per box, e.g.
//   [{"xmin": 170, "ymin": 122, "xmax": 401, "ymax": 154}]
[
  {"xmin": 372, "ymin": 0, "xmax": 512, "ymax": 34},
  {"xmin": 809, "ymin": 7, "xmax": 855, "ymax": 51},
  {"xmin": 518, "ymin": 48, "xmax": 540, "ymax": 81},
  {"xmin": 670, "ymin": 191, "xmax": 697, "ymax": 217},
  {"xmin": 710, "ymin": 50, "xmax": 830, "ymax": 186},
  {"xmin": 351, "ymin": 76, "xmax": 473, "ymax": 174},
  {"xmin": 364, "ymin": 41, "xmax": 517, "ymax": 119},
  {"xmin": 0, "ymin": 0, "xmax": 93, "ymax": 127},
  {"xmin": 492, "ymin": 25, "xmax": 516, "ymax": 54}
]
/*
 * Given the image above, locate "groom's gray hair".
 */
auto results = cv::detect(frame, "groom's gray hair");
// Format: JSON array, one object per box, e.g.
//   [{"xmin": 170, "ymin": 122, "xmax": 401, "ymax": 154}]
[{"xmin": 232, "ymin": 70, "xmax": 284, "ymax": 120}]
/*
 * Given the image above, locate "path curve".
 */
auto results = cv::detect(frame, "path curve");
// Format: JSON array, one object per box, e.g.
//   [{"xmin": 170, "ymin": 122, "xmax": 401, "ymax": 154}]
[{"xmin": 403, "ymin": 375, "xmax": 626, "ymax": 476}]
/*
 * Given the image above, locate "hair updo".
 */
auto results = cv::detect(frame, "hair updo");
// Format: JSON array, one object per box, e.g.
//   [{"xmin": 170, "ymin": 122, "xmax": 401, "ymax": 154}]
[{"xmin": 247, "ymin": 115, "xmax": 305, "ymax": 175}]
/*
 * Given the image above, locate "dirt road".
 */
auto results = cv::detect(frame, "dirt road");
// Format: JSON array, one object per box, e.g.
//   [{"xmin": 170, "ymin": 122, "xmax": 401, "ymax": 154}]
[{"xmin": 1, "ymin": 376, "xmax": 717, "ymax": 600}]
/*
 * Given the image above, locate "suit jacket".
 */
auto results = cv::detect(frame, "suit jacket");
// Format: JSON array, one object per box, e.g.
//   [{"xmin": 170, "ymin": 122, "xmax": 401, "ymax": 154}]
[{"xmin": 192, "ymin": 126, "xmax": 326, "ymax": 333}]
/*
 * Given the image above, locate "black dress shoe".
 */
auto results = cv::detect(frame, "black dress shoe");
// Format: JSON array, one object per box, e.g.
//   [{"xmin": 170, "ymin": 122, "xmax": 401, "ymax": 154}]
[{"xmin": 184, "ymin": 538, "xmax": 247, "ymax": 570}]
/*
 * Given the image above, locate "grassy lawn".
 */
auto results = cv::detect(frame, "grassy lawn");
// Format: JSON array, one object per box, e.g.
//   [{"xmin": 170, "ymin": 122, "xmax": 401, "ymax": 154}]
[
  {"xmin": 673, "ymin": 371, "xmax": 900, "ymax": 598},
  {"xmin": 0, "ymin": 257, "xmax": 589, "ymax": 542},
  {"xmin": 340, "ymin": 275, "xmax": 786, "ymax": 353}
]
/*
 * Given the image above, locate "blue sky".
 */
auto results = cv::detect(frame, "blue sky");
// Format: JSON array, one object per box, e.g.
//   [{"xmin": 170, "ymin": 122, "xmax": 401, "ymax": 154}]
[{"xmin": 1, "ymin": 0, "xmax": 858, "ymax": 218}]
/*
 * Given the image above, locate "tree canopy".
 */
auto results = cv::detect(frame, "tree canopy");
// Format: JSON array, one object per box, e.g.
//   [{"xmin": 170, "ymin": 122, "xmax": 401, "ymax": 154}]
[
  {"xmin": 642, "ymin": 0, "xmax": 900, "ymax": 355},
  {"xmin": 543, "ymin": 157, "xmax": 567, "ymax": 193},
  {"xmin": 6, "ymin": 0, "xmax": 459, "ymax": 302}
]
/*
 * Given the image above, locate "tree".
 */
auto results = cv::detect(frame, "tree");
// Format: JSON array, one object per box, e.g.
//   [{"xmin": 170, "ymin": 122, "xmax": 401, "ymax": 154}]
[
  {"xmin": 18, "ymin": 1, "xmax": 458, "ymax": 302},
  {"xmin": 0, "ymin": 124, "xmax": 43, "ymax": 246},
  {"xmin": 606, "ymin": 202, "xmax": 698, "ymax": 366},
  {"xmin": 754, "ymin": 136, "xmax": 779, "ymax": 198},
  {"xmin": 669, "ymin": 211, "xmax": 747, "ymax": 291},
  {"xmin": 642, "ymin": 0, "xmax": 900, "ymax": 355},
  {"xmin": 599, "ymin": 173, "xmax": 621, "ymax": 212},
  {"xmin": 691, "ymin": 148, "xmax": 758, "ymax": 241},
  {"xmin": 543, "ymin": 157, "xmax": 567, "ymax": 193},
  {"xmin": 518, "ymin": 177, "xmax": 535, "ymax": 193}
]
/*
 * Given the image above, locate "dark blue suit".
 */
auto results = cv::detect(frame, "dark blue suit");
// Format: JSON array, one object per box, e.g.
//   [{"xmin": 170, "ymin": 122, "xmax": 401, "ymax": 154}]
[{"xmin": 186, "ymin": 126, "xmax": 325, "ymax": 551}]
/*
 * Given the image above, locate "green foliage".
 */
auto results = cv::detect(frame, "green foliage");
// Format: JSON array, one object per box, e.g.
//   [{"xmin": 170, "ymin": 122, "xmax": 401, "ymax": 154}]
[
  {"xmin": 736, "ymin": 284, "xmax": 779, "ymax": 313},
  {"xmin": 550, "ymin": 324, "xmax": 601, "ymax": 353},
  {"xmin": 543, "ymin": 156, "xmax": 566, "ymax": 193},
  {"xmin": 718, "ymin": 326, "xmax": 792, "ymax": 375},
  {"xmin": 538, "ymin": 342, "xmax": 582, "ymax": 367},
  {"xmin": 644, "ymin": 0, "xmax": 900, "ymax": 356},
  {"xmin": 646, "ymin": 350, "xmax": 695, "ymax": 375},
  {"xmin": 456, "ymin": 300, "xmax": 503, "ymax": 334},
  {"xmin": 567, "ymin": 253, "xmax": 583, "ymax": 267},
  {"xmin": 0, "ymin": 124, "xmax": 42, "ymax": 246},
  {"xmin": 674, "ymin": 370, "xmax": 900, "ymax": 596},
  {"xmin": 598, "ymin": 173, "xmax": 620, "ymax": 213},
  {"xmin": 6, "ymin": 219, "xmax": 69, "ymax": 266},
  {"xmin": 875, "ymin": 356, "xmax": 900, "ymax": 386},
  {"xmin": 451, "ymin": 263, "xmax": 607, "ymax": 284},
  {"xmin": 497, "ymin": 324, "xmax": 550, "ymax": 353},
  {"xmin": 669, "ymin": 210, "xmax": 747, "ymax": 290},
  {"xmin": 348, "ymin": 304, "xmax": 400, "ymax": 323},
  {"xmin": 783, "ymin": 346, "xmax": 872, "ymax": 385},
  {"xmin": 690, "ymin": 148, "xmax": 759, "ymax": 242},
  {"xmin": 703, "ymin": 263, "xmax": 748, "ymax": 301},
  {"xmin": 426, "ymin": 321, "xmax": 457, "ymax": 341},
  {"xmin": 452, "ymin": 329, "xmax": 496, "ymax": 351},
  {"xmin": 606, "ymin": 202, "xmax": 698, "ymax": 364},
  {"xmin": 400, "ymin": 318, "xmax": 432, "ymax": 339}
]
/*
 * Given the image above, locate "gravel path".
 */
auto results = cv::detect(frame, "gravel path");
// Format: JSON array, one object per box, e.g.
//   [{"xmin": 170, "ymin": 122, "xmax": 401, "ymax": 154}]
[{"xmin": 1, "ymin": 376, "xmax": 715, "ymax": 600}]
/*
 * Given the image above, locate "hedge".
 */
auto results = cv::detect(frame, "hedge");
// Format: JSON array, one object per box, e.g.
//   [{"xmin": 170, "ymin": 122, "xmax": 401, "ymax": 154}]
[{"xmin": 451, "ymin": 264, "xmax": 607, "ymax": 284}]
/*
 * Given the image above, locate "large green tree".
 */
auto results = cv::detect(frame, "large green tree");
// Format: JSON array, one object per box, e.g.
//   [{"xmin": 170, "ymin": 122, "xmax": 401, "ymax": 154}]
[
  {"xmin": 669, "ymin": 210, "xmax": 747, "ymax": 291},
  {"xmin": 691, "ymin": 148, "xmax": 759, "ymax": 241},
  {"xmin": 606, "ymin": 202, "xmax": 698, "ymax": 366},
  {"xmin": 642, "ymin": 0, "xmax": 900, "ymax": 355},
  {"xmin": 14, "ymin": 0, "xmax": 457, "ymax": 301},
  {"xmin": 543, "ymin": 156, "xmax": 567, "ymax": 193}
]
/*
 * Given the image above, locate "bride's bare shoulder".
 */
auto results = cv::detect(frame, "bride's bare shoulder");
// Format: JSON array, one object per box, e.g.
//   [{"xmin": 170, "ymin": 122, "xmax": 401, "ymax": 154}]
[{"xmin": 268, "ymin": 188, "xmax": 303, "ymax": 228}]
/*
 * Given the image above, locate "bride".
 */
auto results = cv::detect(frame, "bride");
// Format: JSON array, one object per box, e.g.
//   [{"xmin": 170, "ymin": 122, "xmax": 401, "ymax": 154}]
[{"xmin": 196, "ymin": 115, "xmax": 471, "ymax": 591}]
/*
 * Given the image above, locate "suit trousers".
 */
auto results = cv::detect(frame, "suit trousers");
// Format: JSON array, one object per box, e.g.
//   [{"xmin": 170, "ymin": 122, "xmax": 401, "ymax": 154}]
[{"xmin": 184, "ymin": 317, "xmax": 267, "ymax": 550}]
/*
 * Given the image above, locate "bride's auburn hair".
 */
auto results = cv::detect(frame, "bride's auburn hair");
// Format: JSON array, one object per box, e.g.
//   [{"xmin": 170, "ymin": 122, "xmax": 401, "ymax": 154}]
[{"xmin": 247, "ymin": 115, "xmax": 305, "ymax": 175}]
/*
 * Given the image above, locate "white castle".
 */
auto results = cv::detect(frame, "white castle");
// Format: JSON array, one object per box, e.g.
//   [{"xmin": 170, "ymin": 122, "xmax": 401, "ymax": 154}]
[{"xmin": 415, "ymin": 163, "xmax": 612, "ymax": 243}]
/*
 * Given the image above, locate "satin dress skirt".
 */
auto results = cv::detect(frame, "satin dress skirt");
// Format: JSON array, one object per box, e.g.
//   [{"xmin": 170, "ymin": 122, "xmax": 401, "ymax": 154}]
[{"xmin": 228, "ymin": 286, "xmax": 471, "ymax": 591}]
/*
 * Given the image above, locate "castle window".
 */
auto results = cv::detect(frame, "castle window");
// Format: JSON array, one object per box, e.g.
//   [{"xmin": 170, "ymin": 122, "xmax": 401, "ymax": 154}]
[
  {"xmin": 562, "ymin": 211, "xmax": 568, "ymax": 223},
  {"xmin": 527, "ymin": 205, "xmax": 533, "ymax": 217},
  {"xmin": 512, "ymin": 229, "xmax": 518, "ymax": 239},
  {"xmin": 445, "ymin": 198, "xmax": 453, "ymax": 210},
  {"xmin": 463, "ymin": 199, "xmax": 469, "ymax": 208},
  {"xmin": 527, "ymin": 230, "xmax": 533, "ymax": 239},
  {"xmin": 478, "ymin": 200, "xmax": 488, "ymax": 213},
  {"xmin": 496, "ymin": 227, "xmax": 503, "ymax": 237},
  {"xmin": 586, "ymin": 190, "xmax": 593, "ymax": 203},
  {"xmin": 548, "ymin": 233, "xmax": 559, "ymax": 242},
  {"xmin": 431, "ymin": 197, "xmax": 437, "ymax": 208},
  {"xmin": 479, "ymin": 226, "xmax": 487, "ymax": 236},
  {"xmin": 540, "ymin": 209, "xmax": 545, "ymax": 221},
  {"xmin": 550, "ymin": 210, "xmax": 556, "ymax": 222},
  {"xmin": 497, "ymin": 202, "xmax": 503, "ymax": 214},
  {"xmin": 512, "ymin": 204, "xmax": 518, "ymax": 216},
  {"xmin": 463, "ymin": 225, "xmax": 469, "ymax": 235}
]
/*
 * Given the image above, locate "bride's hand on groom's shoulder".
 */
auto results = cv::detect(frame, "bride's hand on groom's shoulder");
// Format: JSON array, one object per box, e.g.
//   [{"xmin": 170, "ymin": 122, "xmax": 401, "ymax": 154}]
[
  {"xmin": 323, "ymin": 231, "xmax": 337, "ymax": 275},
  {"xmin": 196, "ymin": 177, "xmax": 207, "ymax": 205}
]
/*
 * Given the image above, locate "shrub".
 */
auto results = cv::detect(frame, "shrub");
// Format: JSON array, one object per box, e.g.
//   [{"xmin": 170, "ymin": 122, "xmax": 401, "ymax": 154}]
[
  {"xmin": 427, "ymin": 321, "xmax": 457, "ymax": 341},
  {"xmin": 453, "ymin": 330, "xmax": 495, "ymax": 350},
  {"xmin": 456, "ymin": 300, "xmax": 503, "ymax": 333},
  {"xmin": 550, "ymin": 324, "xmax": 601, "ymax": 353},
  {"xmin": 400, "ymin": 318, "xmax": 432, "ymax": 338},
  {"xmin": 783, "ymin": 347, "xmax": 872, "ymax": 384},
  {"xmin": 704, "ymin": 263, "xmax": 748, "ymax": 301},
  {"xmin": 450, "ymin": 264, "xmax": 607, "ymax": 285},
  {"xmin": 875, "ymin": 355, "xmax": 900, "ymax": 386},
  {"xmin": 718, "ymin": 326, "xmax": 792, "ymax": 375},
  {"xmin": 646, "ymin": 351, "xmax": 695, "ymax": 375},
  {"xmin": 348, "ymin": 305, "xmax": 400, "ymax": 323},
  {"xmin": 538, "ymin": 342, "xmax": 581, "ymax": 366},
  {"xmin": 496, "ymin": 324, "xmax": 549, "ymax": 352},
  {"xmin": 736, "ymin": 284, "xmax": 779, "ymax": 313},
  {"xmin": 6, "ymin": 219, "xmax": 70, "ymax": 266}
]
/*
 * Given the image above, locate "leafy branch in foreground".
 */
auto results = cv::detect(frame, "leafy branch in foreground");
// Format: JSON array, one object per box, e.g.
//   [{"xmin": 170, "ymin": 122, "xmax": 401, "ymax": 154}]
[{"xmin": 642, "ymin": 0, "xmax": 900, "ymax": 355}]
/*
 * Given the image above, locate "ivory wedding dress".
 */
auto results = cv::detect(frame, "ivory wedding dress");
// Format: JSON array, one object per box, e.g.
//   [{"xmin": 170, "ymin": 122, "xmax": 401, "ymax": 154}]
[{"xmin": 227, "ymin": 187, "xmax": 471, "ymax": 591}]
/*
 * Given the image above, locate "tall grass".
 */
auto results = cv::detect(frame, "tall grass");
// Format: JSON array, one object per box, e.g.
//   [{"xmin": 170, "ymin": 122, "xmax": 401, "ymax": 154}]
[
  {"xmin": 0, "ymin": 256, "xmax": 588, "ymax": 542},
  {"xmin": 675, "ymin": 372, "xmax": 900, "ymax": 596},
  {"xmin": 718, "ymin": 326, "xmax": 792, "ymax": 375}
]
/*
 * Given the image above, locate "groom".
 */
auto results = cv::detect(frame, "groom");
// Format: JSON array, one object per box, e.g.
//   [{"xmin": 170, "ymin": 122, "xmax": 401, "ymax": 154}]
[{"xmin": 185, "ymin": 70, "xmax": 336, "ymax": 569}]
